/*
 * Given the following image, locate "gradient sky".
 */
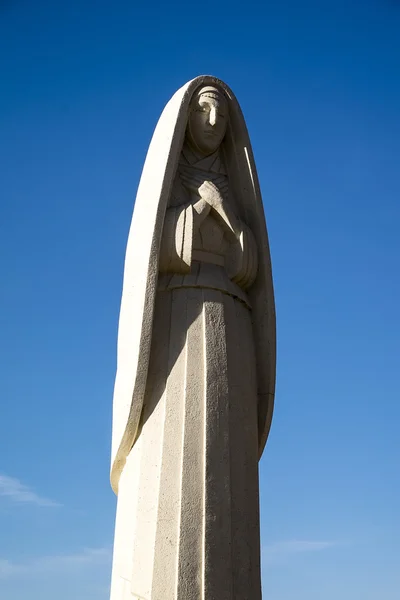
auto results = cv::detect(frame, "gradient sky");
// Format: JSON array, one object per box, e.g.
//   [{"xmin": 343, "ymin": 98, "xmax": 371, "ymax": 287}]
[{"xmin": 1, "ymin": 1, "xmax": 400, "ymax": 598}]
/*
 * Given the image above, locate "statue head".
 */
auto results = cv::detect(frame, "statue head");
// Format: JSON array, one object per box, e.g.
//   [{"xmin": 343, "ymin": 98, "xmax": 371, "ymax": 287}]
[{"xmin": 186, "ymin": 86, "xmax": 229, "ymax": 156}]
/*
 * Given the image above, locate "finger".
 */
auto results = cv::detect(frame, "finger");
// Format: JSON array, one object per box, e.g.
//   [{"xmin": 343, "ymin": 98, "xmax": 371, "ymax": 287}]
[
  {"xmin": 180, "ymin": 175, "xmax": 199, "ymax": 187},
  {"xmin": 202, "ymin": 180, "xmax": 217, "ymax": 190},
  {"xmin": 219, "ymin": 182, "xmax": 229, "ymax": 193},
  {"xmin": 182, "ymin": 174, "xmax": 204, "ymax": 186},
  {"xmin": 179, "ymin": 171, "xmax": 193, "ymax": 180},
  {"xmin": 180, "ymin": 181, "xmax": 199, "ymax": 192}
]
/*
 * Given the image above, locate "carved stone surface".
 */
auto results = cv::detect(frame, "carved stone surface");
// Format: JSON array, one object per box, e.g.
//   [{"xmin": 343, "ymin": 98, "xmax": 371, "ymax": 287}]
[{"xmin": 109, "ymin": 76, "xmax": 276, "ymax": 600}]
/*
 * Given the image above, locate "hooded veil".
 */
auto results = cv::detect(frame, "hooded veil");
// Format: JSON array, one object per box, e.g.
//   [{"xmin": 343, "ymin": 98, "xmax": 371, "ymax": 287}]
[{"xmin": 111, "ymin": 75, "xmax": 276, "ymax": 494}]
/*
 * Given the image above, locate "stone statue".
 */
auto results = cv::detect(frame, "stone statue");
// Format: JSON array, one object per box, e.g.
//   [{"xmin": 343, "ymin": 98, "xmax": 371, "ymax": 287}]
[{"xmin": 109, "ymin": 75, "xmax": 276, "ymax": 600}]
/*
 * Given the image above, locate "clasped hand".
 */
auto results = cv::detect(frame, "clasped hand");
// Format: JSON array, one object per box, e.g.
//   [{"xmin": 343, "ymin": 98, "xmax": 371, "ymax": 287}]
[
  {"xmin": 180, "ymin": 172, "xmax": 227, "ymax": 209},
  {"xmin": 180, "ymin": 171, "xmax": 240, "ymax": 240}
]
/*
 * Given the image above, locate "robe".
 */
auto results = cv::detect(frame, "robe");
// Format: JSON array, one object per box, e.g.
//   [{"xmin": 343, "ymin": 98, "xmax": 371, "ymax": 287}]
[{"xmin": 110, "ymin": 150, "xmax": 262, "ymax": 600}]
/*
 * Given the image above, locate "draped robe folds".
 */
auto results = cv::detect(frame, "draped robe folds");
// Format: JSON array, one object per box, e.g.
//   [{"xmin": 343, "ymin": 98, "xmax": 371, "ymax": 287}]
[
  {"xmin": 111, "ymin": 151, "xmax": 261, "ymax": 600},
  {"xmin": 109, "ymin": 75, "xmax": 276, "ymax": 600}
]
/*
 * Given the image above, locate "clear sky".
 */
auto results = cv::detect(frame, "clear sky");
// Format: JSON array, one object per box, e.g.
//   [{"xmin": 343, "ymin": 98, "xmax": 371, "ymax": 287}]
[{"xmin": 1, "ymin": 0, "xmax": 399, "ymax": 598}]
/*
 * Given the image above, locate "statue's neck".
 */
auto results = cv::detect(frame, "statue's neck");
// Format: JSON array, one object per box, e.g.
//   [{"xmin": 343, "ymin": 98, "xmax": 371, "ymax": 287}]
[
  {"xmin": 180, "ymin": 143, "xmax": 226, "ymax": 175},
  {"xmin": 182, "ymin": 142, "xmax": 215, "ymax": 162}
]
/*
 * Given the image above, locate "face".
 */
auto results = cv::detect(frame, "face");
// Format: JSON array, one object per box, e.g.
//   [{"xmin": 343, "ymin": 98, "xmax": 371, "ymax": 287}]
[{"xmin": 187, "ymin": 87, "xmax": 228, "ymax": 155}]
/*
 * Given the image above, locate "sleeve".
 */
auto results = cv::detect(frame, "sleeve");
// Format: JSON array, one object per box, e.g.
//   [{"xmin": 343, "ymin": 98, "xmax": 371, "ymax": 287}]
[
  {"xmin": 158, "ymin": 203, "xmax": 194, "ymax": 274},
  {"xmin": 226, "ymin": 221, "xmax": 258, "ymax": 290}
]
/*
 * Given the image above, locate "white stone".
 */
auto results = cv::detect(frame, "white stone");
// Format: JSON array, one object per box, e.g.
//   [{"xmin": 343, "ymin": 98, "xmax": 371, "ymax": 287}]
[{"xmin": 109, "ymin": 76, "xmax": 276, "ymax": 600}]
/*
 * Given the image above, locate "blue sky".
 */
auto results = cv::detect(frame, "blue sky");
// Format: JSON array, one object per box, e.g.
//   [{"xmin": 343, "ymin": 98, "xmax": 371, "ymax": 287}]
[{"xmin": 1, "ymin": 0, "xmax": 399, "ymax": 598}]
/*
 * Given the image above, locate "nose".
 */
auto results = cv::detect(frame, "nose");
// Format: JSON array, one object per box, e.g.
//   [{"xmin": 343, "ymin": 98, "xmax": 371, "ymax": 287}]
[{"xmin": 209, "ymin": 106, "xmax": 217, "ymax": 126}]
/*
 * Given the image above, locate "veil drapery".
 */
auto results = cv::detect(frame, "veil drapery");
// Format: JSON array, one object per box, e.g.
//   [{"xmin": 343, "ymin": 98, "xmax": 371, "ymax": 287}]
[{"xmin": 111, "ymin": 76, "xmax": 276, "ymax": 493}]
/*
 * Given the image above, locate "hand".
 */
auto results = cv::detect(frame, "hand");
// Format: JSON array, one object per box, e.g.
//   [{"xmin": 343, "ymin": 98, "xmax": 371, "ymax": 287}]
[
  {"xmin": 198, "ymin": 180, "xmax": 224, "ymax": 210},
  {"xmin": 198, "ymin": 181, "xmax": 240, "ymax": 240},
  {"xmin": 179, "ymin": 170, "xmax": 240, "ymax": 239},
  {"xmin": 180, "ymin": 171, "xmax": 228, "ymax": 206},
  {"xmin": 179, "ymin": 170, "xmax": 204, "ymax": 195}
]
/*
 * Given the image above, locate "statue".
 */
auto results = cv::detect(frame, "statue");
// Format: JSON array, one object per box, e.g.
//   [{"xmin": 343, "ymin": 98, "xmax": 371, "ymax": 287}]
[{"xmin": 109, "ymin": 75, "xmax": 276, "ymax": 600}]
